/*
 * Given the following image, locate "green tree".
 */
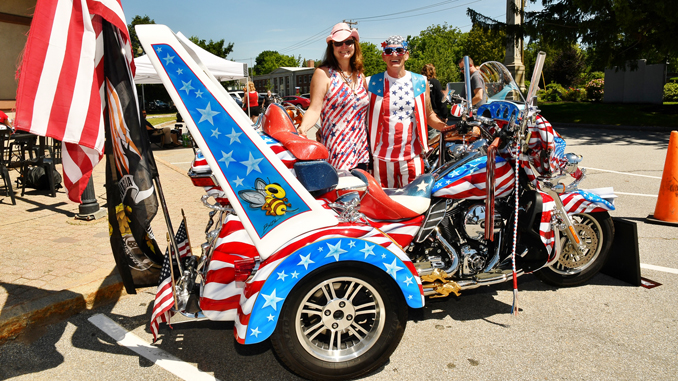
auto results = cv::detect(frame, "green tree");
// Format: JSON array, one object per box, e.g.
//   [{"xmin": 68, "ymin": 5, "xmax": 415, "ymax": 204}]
[
  {"xmin": 524, "ymin": 40, "xmax": 564, "ymax": 85},
  {"xmin": 360, "ymin": 42, "xmax": 386, "ymax": 77},
  {"xmin": 543, "ymin": 45, "xmax": 587, "ymax": 87},
  {"xmin": 468, "ymin": 0, "xmax": 678, "ymax": 71},
  {"xmin": 406, "ymin": 24, "xmax": 466, "ymax": 85},
  {"xmin": 128, "ymin": 15, "xmax": 155, "ymax": 57},
  {"xmin": 252, "ymin": 51, "xmax": 301, "ymax": 75},
  {"xmin": 462, "ymin": 24, "xmax": 505, "ymax": 65},
  {"xmin": 188, "ymin": 37, "xmax": 234, "ymax": 59}
]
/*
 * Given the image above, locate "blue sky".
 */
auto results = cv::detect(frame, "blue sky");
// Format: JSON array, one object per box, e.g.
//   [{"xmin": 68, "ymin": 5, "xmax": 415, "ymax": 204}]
[{"xmin": 121, "ymin": 0, "xmax": 537, "ymax": 66}]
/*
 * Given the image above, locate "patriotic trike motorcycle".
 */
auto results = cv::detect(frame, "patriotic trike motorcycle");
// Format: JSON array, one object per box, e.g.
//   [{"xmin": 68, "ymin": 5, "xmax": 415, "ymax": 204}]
[{"xmin": 137, "ymin": 26, "xmax": 616, "ymax": 380}]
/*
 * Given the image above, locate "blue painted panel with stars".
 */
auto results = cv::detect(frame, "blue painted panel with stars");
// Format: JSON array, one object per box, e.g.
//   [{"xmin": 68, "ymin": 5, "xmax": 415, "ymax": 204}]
[
  {"xmin": 244, "ymin": 237, "xmax": 423, "ymax": 344},
  {"xmin": 151, "ymin": 44, "xmax": 311, "ymax": 238},
  {"xmin": 432, "ymin": 155, "xmax": 508, "ymax": 193}
]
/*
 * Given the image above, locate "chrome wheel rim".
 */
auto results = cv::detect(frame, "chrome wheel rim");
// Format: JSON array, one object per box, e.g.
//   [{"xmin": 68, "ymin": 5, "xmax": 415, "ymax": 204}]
[
  {"xmin": 551, "ymin": 213, "xmax": 603, "ymax": 275},
  {"xmin": 295, "ymin": 276, "xmax": 385, "ymax": 362}
]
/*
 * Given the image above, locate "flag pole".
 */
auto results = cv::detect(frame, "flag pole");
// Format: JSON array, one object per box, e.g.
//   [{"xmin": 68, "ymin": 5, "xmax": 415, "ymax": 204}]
[
  {"xmin": 166, "ymin": 232, "xmax": 179, "ymax": 307},
  {"xmin": 181, "ymin": 209, "xmax": 194, "ymax": 257},
  {"xmin": 155, "ymin": 176, "xmax": 183, "ymax": 274}
]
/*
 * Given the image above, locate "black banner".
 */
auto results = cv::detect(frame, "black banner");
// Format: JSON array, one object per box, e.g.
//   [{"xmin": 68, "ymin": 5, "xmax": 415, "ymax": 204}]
[{"xmin": 103, "ymin": 21, "xmax": 163, "ymax": 293}]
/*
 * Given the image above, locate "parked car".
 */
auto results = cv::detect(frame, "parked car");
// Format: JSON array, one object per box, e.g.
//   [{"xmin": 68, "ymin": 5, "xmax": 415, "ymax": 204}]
[
  {"xmin": 299, "ymin": 93, "xmax": 310, "ymax": 99},
  {"xmin": 146, "ymin": 99, "xmax": 170, "ymax": 111},
  {"xmin": 282, "ymin": 95, "xmax": 310, "ymax": 109},
  {"xmin": 228, "ymin": 91, "xmax": 243, "ymax": 102},
  {"xmin": 229, "ymin": 93, "xmax": 243, "ymax": 107}
]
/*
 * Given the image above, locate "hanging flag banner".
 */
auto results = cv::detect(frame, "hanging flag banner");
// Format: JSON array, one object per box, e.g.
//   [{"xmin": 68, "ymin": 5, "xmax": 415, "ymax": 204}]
[{"xmin": 103, "ymin": 21, "xmax": 163, "ymax": 292}]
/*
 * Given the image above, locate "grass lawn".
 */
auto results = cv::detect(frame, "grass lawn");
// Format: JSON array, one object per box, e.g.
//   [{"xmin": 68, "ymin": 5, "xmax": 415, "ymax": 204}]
[
  {"xmin": 538, "ymin": 102, "xmax": 678, "ymax": 127},
  {"xmin": 147, "ymin": 116, "xmax": 176, "ymax": 126}
]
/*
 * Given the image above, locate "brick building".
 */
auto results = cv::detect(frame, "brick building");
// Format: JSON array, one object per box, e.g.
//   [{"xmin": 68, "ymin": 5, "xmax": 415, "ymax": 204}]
[{"xmin": 253, "ymin": 65, "xmax": 315, "ymax": 96}]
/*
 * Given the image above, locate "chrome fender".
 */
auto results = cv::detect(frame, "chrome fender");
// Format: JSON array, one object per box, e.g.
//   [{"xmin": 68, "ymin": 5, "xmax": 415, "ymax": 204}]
[{"xmin": 235, "ymin": 235, "xmax": 424, "ymax": 344}]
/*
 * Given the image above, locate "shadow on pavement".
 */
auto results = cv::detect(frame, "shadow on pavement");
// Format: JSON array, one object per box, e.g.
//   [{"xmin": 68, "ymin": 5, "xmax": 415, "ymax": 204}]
[
  {"xmin": 557, "ymin": 127, "xmax": 672, "ymax": 149},
  {"xmin": 0, "ymin": 269, "xmax": 126, "ymax": 379},
  {"xmin": 410, "ymin": 272, "xmax": 635, "ymax": 326}
]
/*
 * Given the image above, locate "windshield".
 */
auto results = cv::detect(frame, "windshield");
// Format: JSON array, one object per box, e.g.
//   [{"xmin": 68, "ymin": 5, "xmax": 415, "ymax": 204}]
[{"xmin": 478, "ymin": 61, "xmax": 525, "ymax": 104}]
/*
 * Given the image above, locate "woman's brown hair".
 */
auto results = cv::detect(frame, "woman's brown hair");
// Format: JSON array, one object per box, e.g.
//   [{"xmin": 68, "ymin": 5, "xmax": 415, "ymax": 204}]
[
  {"xmin": 421, "ymin": 64, "xmax": 437, "ymax": 79},
  {"xmin": 320, "ymin": 38, "xmax": 364, "ymax": 75}
]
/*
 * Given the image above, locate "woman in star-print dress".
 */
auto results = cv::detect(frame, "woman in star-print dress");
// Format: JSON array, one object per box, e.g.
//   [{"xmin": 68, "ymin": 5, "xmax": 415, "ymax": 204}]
[{"xmin": 296, "ymin": 22, "xmax": 370, "ymax": 171}]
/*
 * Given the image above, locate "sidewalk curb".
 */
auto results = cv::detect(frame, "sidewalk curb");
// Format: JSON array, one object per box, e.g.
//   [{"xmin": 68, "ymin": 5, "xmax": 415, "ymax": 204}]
[
  {"xmin": 0, "ymin": 155, "xmax": 190, "ymax": 343},
  {"xmin": 553, "ymin": 122, "xmax": 676, "ymax": 133},
  {"xmin": 0, "ymin": 270, "xmax": 126, "ymax": 343}
]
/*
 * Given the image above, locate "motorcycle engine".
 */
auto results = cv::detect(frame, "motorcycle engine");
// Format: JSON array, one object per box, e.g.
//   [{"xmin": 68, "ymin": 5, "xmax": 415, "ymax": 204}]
[
  {"xmin": 462, "ymin": 203, "xmax": 503, "ymax": 241},
  {"xmin": 458, "ymin": 203, "xmax": 505, "ymax": 276}
]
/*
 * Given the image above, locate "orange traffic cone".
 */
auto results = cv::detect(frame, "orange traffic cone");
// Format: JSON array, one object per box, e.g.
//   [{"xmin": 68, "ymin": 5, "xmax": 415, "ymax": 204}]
[{"xmin": 647, "ymin": 130, "xmax": 678, "ymax": 226}]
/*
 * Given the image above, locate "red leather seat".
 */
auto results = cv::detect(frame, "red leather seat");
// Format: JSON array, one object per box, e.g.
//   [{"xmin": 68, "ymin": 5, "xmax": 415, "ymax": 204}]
[
  {"xmin": 351, "ymin": 169, "xmax": 422, "ymax": 220},
  {"xmin": 261, "ymin": 104, "xmax": 328, "ymax": 161}
]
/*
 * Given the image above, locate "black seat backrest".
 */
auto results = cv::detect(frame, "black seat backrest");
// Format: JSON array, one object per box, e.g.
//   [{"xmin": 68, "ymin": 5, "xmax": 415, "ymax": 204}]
[{"xmin": 293, "ymin": 160, "xmax": 338, "ymax": 194}]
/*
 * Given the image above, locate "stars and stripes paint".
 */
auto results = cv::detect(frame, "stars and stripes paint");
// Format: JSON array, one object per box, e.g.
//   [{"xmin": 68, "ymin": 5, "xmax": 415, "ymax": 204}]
[
  {"xmin": 150, "ymin": 43, "xmax": 313, "ymax": 239},
  {"xmin": 561, "ymin": 190, "xmax": 615, "ymax": 214},
  {"xmin": 197, "ymin": 212, "xmax": 423, "ymax": 342},
  {"xmin": 150, "ymin": 220, "xmax": 190, "ymax": 342},
  {"xmin": 370, "ymin": 72, "xmax": 427, "ymax": 161},
  {"xmin": 235, "ymin": 228, "xmax": 424, "ymax": 344},
  {"xmin": 319, "ymin": 69, "xmax": 370, "ymax": 170},
  {"xmin": 526, "ymin": 115, "xmax": 569, "ymax": 177},
  {"xmin": 367, "ymin": 72, "xmax": 429, "ymax": 162},
  {"xmin": 432, "ymin": 156, "xmax": 514, "ymax": 200},
  {"xmin": 14, "ymin": 0, "xmax": 134, "ymax": 203},
  {"xmin": 258, "ymin": 134, "xmax": 298, "ymax": 169},
  {"xmin": 200, "ymin": 214, "xmax": 258, "ymax": 321},
  {"xmin": 538, "ymin": 190, "xmax": 557, "ymax": 259}
]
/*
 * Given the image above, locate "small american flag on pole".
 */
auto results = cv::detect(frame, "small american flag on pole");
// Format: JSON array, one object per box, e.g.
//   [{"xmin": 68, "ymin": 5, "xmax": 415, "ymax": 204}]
[
  {"xmin": 14, "ymin": 0, "xmax": 135, "ymax": 202},
  {"xmin": 149, "ymin": 220, "xmax": 190, "ymax": 342}
]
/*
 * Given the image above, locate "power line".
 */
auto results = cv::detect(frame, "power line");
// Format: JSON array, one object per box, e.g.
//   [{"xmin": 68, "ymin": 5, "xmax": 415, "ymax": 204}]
[
  {"xmin": 359, "ymin": 0, "xmax": 484, "ymax": 23},
  {"xmin": 352, "ymin": 0, "xmax": 465, "ymax": 21},
  {"xmin": 279, "ymin": 26, "xmax": 332, "ymax": 54}
]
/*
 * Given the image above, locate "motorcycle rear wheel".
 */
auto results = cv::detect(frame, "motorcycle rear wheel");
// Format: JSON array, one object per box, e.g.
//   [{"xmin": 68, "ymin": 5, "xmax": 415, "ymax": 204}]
[
  {"xmin": 270, "ymin": 264, "xmax": 407, "ymax": 381},
  {"xmin": 535, "ymin": 211, "xmax": 614, "ymax": 287}
]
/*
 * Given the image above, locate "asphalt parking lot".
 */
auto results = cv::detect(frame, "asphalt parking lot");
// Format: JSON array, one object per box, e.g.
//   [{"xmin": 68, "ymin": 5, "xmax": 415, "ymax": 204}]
[{"xmin": 1, "ymin": 126, "xmax": 677, "ymax": 381}]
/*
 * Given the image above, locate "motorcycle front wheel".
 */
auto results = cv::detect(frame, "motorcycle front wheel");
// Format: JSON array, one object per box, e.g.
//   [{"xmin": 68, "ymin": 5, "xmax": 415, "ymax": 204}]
[
  {"xmin": 270, "ymin": 264, "xmax": 407, "ymax": 381},
  {"xmin": 535, "ymin": 211, "xmax": 614, "ymax": 287}
]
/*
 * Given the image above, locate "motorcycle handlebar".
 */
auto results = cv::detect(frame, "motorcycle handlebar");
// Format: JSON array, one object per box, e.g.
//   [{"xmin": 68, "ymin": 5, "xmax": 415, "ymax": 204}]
[{"xmin": 490, "ymin": 137, "xmax": 501, "ymax": 149}]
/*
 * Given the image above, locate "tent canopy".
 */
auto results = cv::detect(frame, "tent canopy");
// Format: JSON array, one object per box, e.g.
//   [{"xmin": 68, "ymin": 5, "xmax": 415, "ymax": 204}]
[{"xmin": 134, "ymin": 32, "xmax": 247, "ymax": 84}]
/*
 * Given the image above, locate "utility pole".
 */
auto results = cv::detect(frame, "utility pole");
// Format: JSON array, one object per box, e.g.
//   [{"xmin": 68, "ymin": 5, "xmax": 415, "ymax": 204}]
[
  {"xmin": 504, "ymin": 0, "xmax": 526, "ymax": 90},
  {"xmin": 343, "ymin": 20, "xmax": 358, "ymax": 29}
]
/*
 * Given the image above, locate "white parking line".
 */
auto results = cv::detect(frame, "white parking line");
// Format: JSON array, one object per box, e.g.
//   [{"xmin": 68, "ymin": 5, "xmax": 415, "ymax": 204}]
[
  {"xmin": 641, "ymin": 263, "xmax": 678, "ymax": 275},
  {"xmin": 88, "ymin": 314, "xmax": 220, "ymax": 381},
  {"xmin": 615, "ymin": 191, "xmax": 658, "ymax": 198},
  {"xmin": 583, "ymin": 167, "xmax": 662, "ymax": 179}
]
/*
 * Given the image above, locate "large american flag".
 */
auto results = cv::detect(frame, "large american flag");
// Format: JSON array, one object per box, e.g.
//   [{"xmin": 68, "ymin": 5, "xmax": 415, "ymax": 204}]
[
  {"xmin": 149, "ymin": 220, "xmax": 190, "ymax": 342},
  {"xmin": 14, "ymin": 0, "xmax": 135, "ymax": 202}
]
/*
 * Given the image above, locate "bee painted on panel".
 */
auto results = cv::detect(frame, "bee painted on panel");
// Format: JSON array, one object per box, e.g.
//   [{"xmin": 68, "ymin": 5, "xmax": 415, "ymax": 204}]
[{"xmin": 239, "ymin": 178, "xmax": 294, "ymax": 216}]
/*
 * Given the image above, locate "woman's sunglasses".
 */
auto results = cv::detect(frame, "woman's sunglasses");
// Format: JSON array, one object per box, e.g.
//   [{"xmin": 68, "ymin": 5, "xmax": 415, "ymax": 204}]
[
  {"xmin": 333, "ymin": 39, "xmax": 355, "ymax": 47},
  {"xmin": 383, "ymin": 47, "xmax": 407, "ymax": 56}
]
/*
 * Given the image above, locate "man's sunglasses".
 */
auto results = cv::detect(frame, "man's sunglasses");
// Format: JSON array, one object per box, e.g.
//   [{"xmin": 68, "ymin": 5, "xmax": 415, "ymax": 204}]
[
  {"xmin": 383, "ymin": 47, "xmax": 407, "ymax": 55},
  {"xmin": 333, "ymin": 39, "xmax": 355, "ymax": 47}
]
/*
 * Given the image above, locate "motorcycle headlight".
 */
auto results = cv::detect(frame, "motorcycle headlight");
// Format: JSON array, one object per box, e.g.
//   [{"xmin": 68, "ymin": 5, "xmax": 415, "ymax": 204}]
[{"xmin": 564, "ymin": 153, "xmax": 582, "ymax": 174}]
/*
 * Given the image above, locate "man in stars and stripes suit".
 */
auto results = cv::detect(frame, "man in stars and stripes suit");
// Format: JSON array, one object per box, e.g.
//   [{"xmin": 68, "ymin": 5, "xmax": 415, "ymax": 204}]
[{"xmin": 366, "ymin": 35, "xmax": 451, "ymax": 189}]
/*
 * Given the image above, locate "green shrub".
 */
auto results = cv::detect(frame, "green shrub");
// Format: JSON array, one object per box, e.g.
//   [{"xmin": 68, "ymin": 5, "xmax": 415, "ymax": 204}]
[
  {"xmin": 539, "ymin": 82, "xmax": 566, "ymax": 102},
  {"xmin": 664, "ymin": 83, "xmax": 678, "ymax": 101},
  {"xmin": 586, "ymin": 78, "xmax": 604, "ymax": 101},
  {"xmin": 562, "ymin": 87, "xmax": 585, "ymax": 102}
]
